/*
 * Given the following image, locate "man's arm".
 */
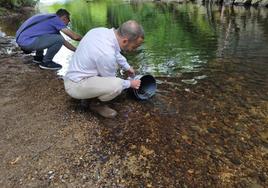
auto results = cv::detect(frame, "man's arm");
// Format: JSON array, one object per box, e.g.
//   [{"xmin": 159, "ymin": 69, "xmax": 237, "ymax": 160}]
[
  {"xmin": 116, "ymin": 53, "xmax": 135, "ymax": 76},
  {"xmin": 63, "ymin": 40, "xmax": 76, "ymax": 52},
  {"xmin": 96, "ymin": 54, "xmax": 140, "ymax": 89},
  {"xmin": 61, "ymin": 28, "xmax": 82, "ymax": 41},
  {"xmin": 116, "ymin": 53, "xmax": 130, "ymax": 70}
]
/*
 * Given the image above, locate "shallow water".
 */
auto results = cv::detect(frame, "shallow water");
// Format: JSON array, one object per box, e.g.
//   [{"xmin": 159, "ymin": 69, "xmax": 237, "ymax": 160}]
[
  {"xmin": 1, "ymin": 1, "xmax": 267, "ymax": 80},
  {"xmin": 45, "ymin": 2, "xmax": 267, "ymax": 81}
]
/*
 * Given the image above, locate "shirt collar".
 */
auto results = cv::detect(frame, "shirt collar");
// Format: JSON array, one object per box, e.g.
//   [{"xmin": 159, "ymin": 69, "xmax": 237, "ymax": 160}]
[{"xmin": 111, "ymin": 28, "xmax": 121, "ymax": 52}]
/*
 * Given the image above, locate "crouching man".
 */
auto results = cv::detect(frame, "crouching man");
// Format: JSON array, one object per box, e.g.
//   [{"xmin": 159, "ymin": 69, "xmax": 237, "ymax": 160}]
[
  {"xmin": 16, "ymin": 9, "xmax": 82, "ymax": 70},
  {"xmin": 64, "ymin": 20, "xmax": 144, "ymax": 118}
]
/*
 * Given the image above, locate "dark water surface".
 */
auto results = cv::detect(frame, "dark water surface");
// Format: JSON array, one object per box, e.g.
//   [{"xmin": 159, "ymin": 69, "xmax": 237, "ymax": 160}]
[{"xmin": 1, "ymin": 0, "xmax": 268, "ymax": 187}]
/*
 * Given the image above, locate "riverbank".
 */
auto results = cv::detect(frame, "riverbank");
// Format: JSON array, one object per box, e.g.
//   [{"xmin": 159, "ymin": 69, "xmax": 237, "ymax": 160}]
[
  {"xmin": 1, "ymin": 34, "xmax": 267, "ymax": 187},
  {"xmin": 0, "ymin": 37, "xmax": 101, "ymax": 187}
]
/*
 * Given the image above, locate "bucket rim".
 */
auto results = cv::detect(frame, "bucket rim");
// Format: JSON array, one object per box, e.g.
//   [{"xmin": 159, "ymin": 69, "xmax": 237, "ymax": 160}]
[{"xmin": 132, "ymin": 74, "xmax": 157, "ymax": 100}]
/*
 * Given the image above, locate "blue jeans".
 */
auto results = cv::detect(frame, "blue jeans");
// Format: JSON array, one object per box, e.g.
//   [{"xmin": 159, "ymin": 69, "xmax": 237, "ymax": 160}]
[{"xmin": 21, "ymin": 34, "xmax": 64, "ymax": 63}]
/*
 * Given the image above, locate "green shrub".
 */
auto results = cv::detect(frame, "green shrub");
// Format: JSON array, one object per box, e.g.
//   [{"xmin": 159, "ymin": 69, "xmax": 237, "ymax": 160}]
[{"xmin": 0, "ymin": 0, "xmax": 38, "ymax": 9}]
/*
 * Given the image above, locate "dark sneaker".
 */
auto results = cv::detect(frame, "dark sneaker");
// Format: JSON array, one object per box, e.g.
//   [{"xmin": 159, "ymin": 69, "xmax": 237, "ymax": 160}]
[
  {"xmin": 39, "ymin": 61, "xmax": 62, "ymax": 70},
  {"xmin": 33, "ymin": 55, "xmax": 44, "ymax": 64},
  {"xmin": 89, "ymin": 104, "xmax": 117, "ymax": 118}
]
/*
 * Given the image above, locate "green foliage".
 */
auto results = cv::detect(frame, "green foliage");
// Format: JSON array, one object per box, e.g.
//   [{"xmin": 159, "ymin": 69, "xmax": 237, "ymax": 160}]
[{"xmin": 0, "ymin": 0, "xmax": 38, "ymax": 8}]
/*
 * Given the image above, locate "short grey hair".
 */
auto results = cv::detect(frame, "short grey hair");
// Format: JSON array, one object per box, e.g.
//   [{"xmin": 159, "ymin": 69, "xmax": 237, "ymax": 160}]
[{"xmin": 118, "ymin": 20, "xmax": 144, "ymax": 42}]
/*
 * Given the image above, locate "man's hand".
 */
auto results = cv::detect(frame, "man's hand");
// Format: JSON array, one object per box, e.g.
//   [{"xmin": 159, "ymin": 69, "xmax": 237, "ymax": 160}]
[
  {"xmin": 127, "ymin": 67, "xmax": 135, "ymax": 77},
  {"xmin": 130, "ymin": 79, "xmax": 141, "ymax": 89}
]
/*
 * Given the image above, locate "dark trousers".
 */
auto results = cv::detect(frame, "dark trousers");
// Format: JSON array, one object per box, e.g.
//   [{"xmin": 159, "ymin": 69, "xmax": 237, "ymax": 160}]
[{"xmin": 21, "ymin": 34, "xmax": 64, "ymax": 63}]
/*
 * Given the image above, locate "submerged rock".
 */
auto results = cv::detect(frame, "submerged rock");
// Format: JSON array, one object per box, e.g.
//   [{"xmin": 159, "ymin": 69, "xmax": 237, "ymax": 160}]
[{"xmin": 0, "ymin": 36, "xmax": 20, "ymax": 57}]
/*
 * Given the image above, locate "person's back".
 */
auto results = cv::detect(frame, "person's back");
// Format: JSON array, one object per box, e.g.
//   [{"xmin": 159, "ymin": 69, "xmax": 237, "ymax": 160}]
[
  {"xmin": 16, "ymin": 13, "xmax": 64, "ymax": 47},
  {"xmin": 65, "ymin": 27, "xmax": 118, "ymax": 82}
]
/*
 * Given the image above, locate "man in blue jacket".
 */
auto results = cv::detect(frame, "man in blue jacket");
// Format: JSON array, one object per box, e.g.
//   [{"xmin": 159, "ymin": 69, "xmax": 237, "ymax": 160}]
[{"xmin": 16, "ymin": 9, "xmax": 82, "ymax": 70}]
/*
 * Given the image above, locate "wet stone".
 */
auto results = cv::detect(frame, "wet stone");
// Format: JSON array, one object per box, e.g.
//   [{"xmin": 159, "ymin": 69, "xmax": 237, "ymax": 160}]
[
  {"xmin": 229, "ymin": 157, "xmax": 242, "ymax": 165},
  {"xmin": 207, "ymin": 127, "xmax": 218, "ymax": 133},
  {"xmin": 259, "ymin": 173, "xmax": 267, "ymax": 182}
]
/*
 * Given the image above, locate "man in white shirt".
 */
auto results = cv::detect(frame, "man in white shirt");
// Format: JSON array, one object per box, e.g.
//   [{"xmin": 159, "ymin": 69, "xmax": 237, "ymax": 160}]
[{"xmin": 64, "ymin": 20, "xmax": 144, "ymax": 118}]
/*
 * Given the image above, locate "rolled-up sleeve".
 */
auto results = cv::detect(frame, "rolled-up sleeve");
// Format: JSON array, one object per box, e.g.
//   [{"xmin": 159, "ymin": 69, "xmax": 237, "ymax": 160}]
[
  {"xmin": 116, "ymin": 53, "xmax": 130, "ymax": 71},
  {"xmin": 122, "ymin": 80, "xmax": 131, "ymax": 90}
]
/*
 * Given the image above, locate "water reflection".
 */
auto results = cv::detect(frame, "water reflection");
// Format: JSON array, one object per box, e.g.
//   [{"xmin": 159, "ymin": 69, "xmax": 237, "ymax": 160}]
[
  {"xmin": 1, "ymin": 1, "xmax": 267, "ymax": 82},
  {"xmin": 39, "ymin": 1, "xmax": 220, "ymax": 79},
  {"xmin": 54, "ymin": 43, "xmax": 73, "ymax": 76},
  {"xmin": 39, "ymin": 1, "xmax": 267, "ymax": 82},
  {"xmin": 0, "ymin": 30, "xmax": 6, "ymax": 37}
]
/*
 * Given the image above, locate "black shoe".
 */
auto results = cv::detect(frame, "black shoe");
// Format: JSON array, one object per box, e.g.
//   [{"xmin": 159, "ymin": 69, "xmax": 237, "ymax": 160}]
[
  {"xmin": 33, "ymin": 55, "xmax": 44, "ymax": 64},
  {"xmin": 39, "ymin": 61, "xmax": 62, "ymax": 70}
]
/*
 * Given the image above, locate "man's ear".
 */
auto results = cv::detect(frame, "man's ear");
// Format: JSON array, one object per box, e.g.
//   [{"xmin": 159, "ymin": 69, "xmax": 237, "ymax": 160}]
[
  {"xmin": 122, "ymin": 38, "xmax": 128, "ymax": 45},
  {"xmin": 59, "ymin": 16, "xmax": 65, "ymax": 22}
]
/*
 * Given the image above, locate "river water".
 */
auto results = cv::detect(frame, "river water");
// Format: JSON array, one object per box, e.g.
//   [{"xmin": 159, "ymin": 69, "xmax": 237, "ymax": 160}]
[
  {"xmin": 1, "ymin": 1, "xmax": 267, "ymax": 78},
  {"xmin": 0, "ymin": 1, "xmax": 268, "ymax": 186}
]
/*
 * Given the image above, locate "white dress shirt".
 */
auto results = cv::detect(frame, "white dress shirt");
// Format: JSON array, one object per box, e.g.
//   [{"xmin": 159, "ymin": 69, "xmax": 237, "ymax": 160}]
[{"xmin": 65, "ymin": 28, "xmax": 131, "ymax": 89}]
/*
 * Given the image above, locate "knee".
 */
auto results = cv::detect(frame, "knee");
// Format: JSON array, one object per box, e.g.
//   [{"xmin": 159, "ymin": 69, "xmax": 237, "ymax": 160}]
[
  {"xmin": 55, "ymin": 35, "xmax": 65, "ymax": 45},
  {"xmin": 98, "ymin": 79, "xmax": 123, "ymax": 102},
  {"xmin": 109, "ymin": 78, "xmax": 123, "ymax": 93}
]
